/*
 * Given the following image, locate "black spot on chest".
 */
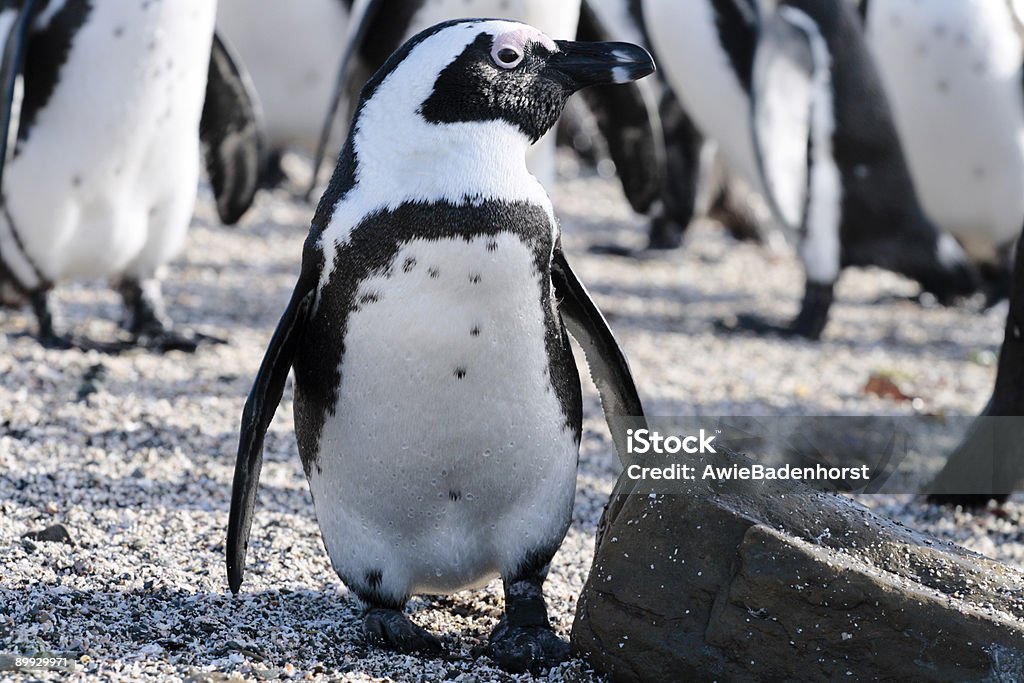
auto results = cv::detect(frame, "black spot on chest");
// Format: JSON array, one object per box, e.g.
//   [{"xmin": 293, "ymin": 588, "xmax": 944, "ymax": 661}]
[{"xmin": 16, "ymin": 0, "xmax": 93, "ymax": 150}]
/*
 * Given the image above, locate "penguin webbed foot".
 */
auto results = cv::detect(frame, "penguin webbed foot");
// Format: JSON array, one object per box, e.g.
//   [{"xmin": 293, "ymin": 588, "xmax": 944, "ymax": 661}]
[
  {"xmin": 362, "ymin": 607, "xmax": 443, "ymax": 655},
  {"xmin": 483, "ymin": 574, "xmax": 569, "ymax": 674},
  {"xmin": 119, "ymin": 278, "xmax": 225, "ymax": 353},
  {"xmin": 716, "ymin": 312, "xmax": 825, "ymax": 340},
  {"xmin": 646, "ymin": 212, "xmax": 686, "ymax": 251},
  {"xmin": 37, "ymin": 330, "xmax": 76, "ymax": 350},
  {"xmin": 29, "ymin": 290, "xmax": 74, "ymax": 349},
  {"xmin": 485, "ymin": 617, "xmax": 570, "ymax": 674},
  {"xmin": 130, "ymin": 326, "xmax": 226, "ymax": 354},
  {"xmin": 717, "ymin": 280, "xmax": 834, "ymax": 341}
]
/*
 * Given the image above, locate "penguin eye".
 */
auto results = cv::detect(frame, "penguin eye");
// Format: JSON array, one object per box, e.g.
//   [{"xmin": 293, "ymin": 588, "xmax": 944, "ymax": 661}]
[{"xmin": 492, "ymin": 45, "xmax": 524, "ymax": 69}]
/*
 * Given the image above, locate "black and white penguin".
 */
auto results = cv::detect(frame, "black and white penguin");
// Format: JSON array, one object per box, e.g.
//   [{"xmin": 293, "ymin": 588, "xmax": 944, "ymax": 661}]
[
  {"xmin": 642, "ymin": 0, "xmax": 980, "ymax": 339},
  {"xmin": 216, "ymin": 0, "xmax": 351, "ymax": 186},
  {"xmin": 0, "ymin": 0, "xmax": 262, "ymax": 352},
  {"xmin": 227, "ymin": 19, "xmax": 651, "ymax": 672},
  {"xmin": 863, "ymin": 0, "xmax": 1024, "ymax": 300}
]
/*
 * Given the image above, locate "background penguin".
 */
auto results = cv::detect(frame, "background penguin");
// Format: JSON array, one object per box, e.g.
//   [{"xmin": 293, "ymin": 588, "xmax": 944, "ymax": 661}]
[
  {"xmin": 863, "ymin": 0, "xmax": 1024, "ymax": 301},
  {"xmin": 216, "ymin": 0, "xmax": 351, "ymax": 188},
  {"xmin": 642, "ymin": 0, "xmax": 979, "ymax": 339},
  {"xmin": 0, "ymin": 0, "xmax": 262, "ymax": 351},
  {"xmin": 306, "ymin": 0, "xmax": 662, "ymax": 218},
  {"xmin": 227, "ymin": 19, "xmax": 651, "ymax": 673}
]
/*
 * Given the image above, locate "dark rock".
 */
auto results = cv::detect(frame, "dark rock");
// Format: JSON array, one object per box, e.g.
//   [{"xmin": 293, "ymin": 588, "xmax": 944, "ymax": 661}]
[
  {"xmin": 571, "ymin": 446, "xmax": 1024, "ymax": 682},
  {"xmin": 22, "ymin": 524, "xmax": 74, "ymax": 546}
]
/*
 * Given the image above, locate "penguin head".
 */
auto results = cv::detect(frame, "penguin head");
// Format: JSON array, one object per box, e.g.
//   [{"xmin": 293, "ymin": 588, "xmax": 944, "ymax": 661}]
[{"xmin": 352, "ymin": 19, "xmax": 655, "ymax": 147}]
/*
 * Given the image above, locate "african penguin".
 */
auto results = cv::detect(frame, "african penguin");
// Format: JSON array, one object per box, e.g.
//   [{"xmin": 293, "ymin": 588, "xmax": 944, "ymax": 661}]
[
  {"xmin": 642, "ymin": 0, "xmax": 979, "ymax": 339},
  {"xmin": 216, "ymin": 0, "xmax": 351, "ymax": 187},
  {"xmin": 227, "ymin": 19, "xmax": 652, "ymax": 673},
  {"xmin": 864, "ymin": 0, "xmax": 1024, "ymax": 300},
  {"xmin": 0, "ymin": 0, "xmax": 262, "ymax": 352}
]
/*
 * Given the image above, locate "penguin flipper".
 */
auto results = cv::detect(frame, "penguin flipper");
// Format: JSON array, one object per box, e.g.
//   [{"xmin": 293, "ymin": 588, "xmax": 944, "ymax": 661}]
[
  {"xmin": 551, "ymin": 247, "xmax": 646, "ymax": 460},
  {"xmin": 576, "ymin": 0, "xmax": 662, "ymax": 214},
  {"xmin": 227, "ymin": 282, "xmax": 315, "ymax": 594},
  {"xmin": 0, "ymin": 0, "xmax": 42, "ymax": 192},
  {"xmin": 201, "ymin": 32, "xmax": 264, "ymax": 226},
  {"xmin": 750, "ymin": 8, "xmax": 820, "ymax": 231}
]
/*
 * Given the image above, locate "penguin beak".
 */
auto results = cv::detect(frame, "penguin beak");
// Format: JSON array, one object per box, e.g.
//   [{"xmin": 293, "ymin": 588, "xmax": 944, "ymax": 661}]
[{"xmin": 545, "ymin": 41, "xmax": 656, "ymax": 92}]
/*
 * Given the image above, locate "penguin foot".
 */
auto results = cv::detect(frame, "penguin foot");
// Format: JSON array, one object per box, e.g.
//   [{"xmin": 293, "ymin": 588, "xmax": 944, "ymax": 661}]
[
  {"xmin": 29, "ymin": 290, "xmax": 75, "ymax": 349},
  {"xmin": 715, "ymin": 313, "xmax": 822, "ymax": 340},
  {"xmin": 118, "ymin": 278, "xmax": 225, "ymax": 353},
  {"xmin": 362, "ymin": 608, "xmax": 443, "ymax": 655},
  {"xmin": 646, "ymin": 214, "xmax": 685, "ymax": 250},
  {"xmin": 586, "ymin": 243, "xmax": 641, "ymax": 257},
  {"xmin": 131, "ymin": 327, "xmax": 226, "ymax": 354},
  {"xmin": 485, "ymin": 617, "xmax": 570, "ymax": 674},
  {"xmin": 37, "ymin": 330, "xmax": 76, "ymax": 350},
  {"xmin": 718, "ymin": 281, "xmax": 833, "ymax": 340},
  {"xmin": 926, "ymin": 492, "xmax": 1008, "ymax": 509}
]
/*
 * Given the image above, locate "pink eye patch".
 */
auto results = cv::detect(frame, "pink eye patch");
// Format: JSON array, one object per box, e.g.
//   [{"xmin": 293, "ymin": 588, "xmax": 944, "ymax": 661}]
[{"xmin": 490, "ymin": 27, "xmax": 557, "ymax": 69}]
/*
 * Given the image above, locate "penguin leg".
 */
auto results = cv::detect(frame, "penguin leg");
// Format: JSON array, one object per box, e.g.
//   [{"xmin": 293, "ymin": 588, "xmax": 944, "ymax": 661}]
[
  {"xmin": 118, "ymin": 278, "xmax": 224, "ymax": 353},
  {"xmin": 29, "ymin": 289, "xmax": 73, "ymax": 349},
  {"xmin": 258, "ymin": 147, "xmax": 288, "ymax": 191},
  {"xmin": 486, "ymin": 566, "xmax": 570, "ymax": 674},
  {"xmin": 722, "ymin": 280, "xmax": 835, "ymax": 341},
  {"xmin": 362, "ymin": 605, "xmax": 443, "ymax": 655}
]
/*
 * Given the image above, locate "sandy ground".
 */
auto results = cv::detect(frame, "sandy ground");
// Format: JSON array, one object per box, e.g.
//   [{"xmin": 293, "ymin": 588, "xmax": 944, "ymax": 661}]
[{"xmin": 0, "ymin": 154, "xmax": 1016, "ymax": 681}]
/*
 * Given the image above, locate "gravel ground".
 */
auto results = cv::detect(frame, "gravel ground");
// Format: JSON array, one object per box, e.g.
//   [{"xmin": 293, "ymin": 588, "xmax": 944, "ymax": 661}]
[{"xmin": 0, "ymin": 152, "xmax": 1016, "ymax": 681}]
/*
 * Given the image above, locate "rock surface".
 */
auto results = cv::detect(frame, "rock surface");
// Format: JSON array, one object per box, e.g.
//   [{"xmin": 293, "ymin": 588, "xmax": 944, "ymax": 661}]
[{"xmin": 572, "ymin": 447, "xmax": 1024, "ymax": 682}]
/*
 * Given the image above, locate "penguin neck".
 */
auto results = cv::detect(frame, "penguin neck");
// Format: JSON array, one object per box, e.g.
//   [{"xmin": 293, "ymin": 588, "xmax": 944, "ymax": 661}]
[{"xmin": 350, "ymin": 117, "xmax": 543, "ymax": 208}]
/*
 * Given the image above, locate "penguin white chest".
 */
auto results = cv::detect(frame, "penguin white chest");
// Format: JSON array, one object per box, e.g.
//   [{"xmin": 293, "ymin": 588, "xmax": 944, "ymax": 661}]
[
  {"xmin": 307, "ymin": 233, "xmax": 579, "ymax": 598},
  {"xmin": 642, "ymin": 0, "xmax": 762, "ymax": 185},
  {"xmin": 868, "ymin": 0, "xmax": 1024, "ymax": 259},
  {"xmin": 0, "ymin": 0, "xmax": 216, "ymax": 285}
]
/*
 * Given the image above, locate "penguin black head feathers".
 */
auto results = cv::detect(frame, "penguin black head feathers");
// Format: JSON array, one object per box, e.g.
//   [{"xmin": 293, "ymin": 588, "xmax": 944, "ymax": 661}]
[{"xmin": 355, "ymin": 18, "xmax": 654, "ymax": 144}]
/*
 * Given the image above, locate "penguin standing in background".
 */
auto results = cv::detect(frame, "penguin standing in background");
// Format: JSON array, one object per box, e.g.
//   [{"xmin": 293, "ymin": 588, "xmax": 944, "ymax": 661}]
[
  {"xmin": 0, "ymin": 0, "xmax": 262, "ymax": 351},
  {"xmin": 863, "ymin": 0, "xmax": 1024, "ymax": 299},
  {"xmin": 584, "ymin": 0, "xmax": 770, "ymax": 249},
  {"xmin": 227, "ymin": 19, "xmax": 651, "ymax": 673},
  {"xmin": 216, "ymin": 0, "xmax": 351, "ymax": 186},
  {"xmin": 642, "ymin": 0, "xmax": 979, "ymax": 339}
]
